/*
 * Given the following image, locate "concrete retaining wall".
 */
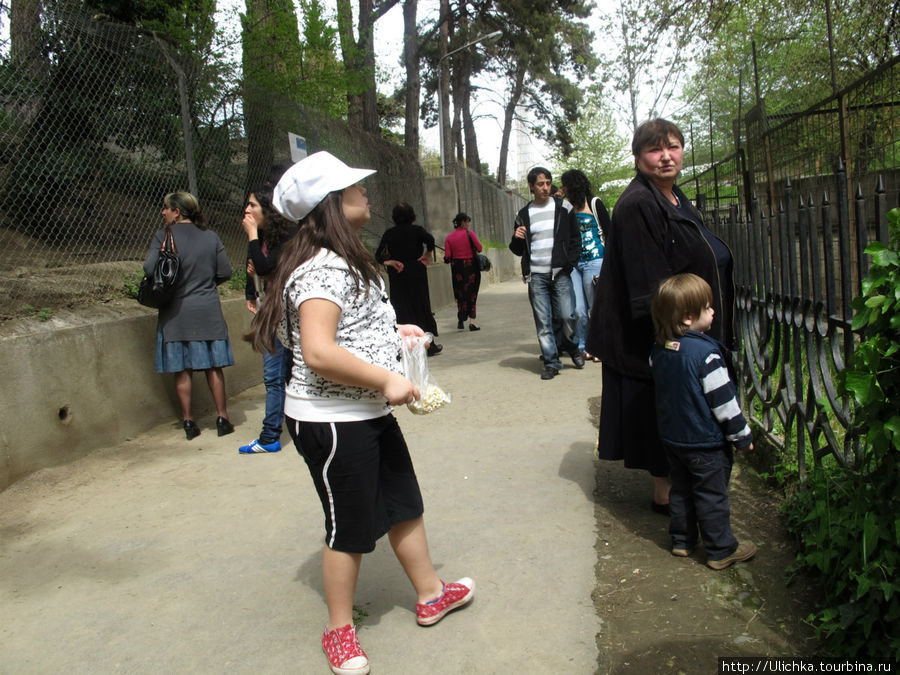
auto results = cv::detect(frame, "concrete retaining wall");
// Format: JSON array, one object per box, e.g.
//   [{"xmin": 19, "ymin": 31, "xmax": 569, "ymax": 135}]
[{"xmin": 0, "ymin": 250, "xmax": 522, "ymax": 491}]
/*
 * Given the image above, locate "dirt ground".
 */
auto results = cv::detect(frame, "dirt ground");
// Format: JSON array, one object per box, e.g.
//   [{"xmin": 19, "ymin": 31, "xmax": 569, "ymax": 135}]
[{"xmin": 588, "ymin": 394, "xmax": 821, "ymax": 672}]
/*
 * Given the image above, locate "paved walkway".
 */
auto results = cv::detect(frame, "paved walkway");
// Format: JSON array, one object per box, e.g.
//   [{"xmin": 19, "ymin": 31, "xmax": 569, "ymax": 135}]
[{"xmin": 1, "ymin": 279, "xmax": 603, "ymax": 673}]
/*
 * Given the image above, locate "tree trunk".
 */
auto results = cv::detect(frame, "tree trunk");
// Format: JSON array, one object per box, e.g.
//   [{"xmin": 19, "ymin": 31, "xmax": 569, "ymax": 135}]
[
  {"xmin": 336, "ymin": 0, "xmax": 363, "ymax": 128},
  {"xmin": 358, "ymin": 0, "xmax": 379, "ymax": 133},
  {"xmin": 242, "ymin": 0, "xmax": 302, "ymax": 194},
  {"xmin": 10, "ymin": 0, "xmax": 45, "ymax": 79},
  {"xmin": 438, "ymin": 0, "xmax": 451, "ymax": 173},
  {"xmin": 402, "ymin": 0, "xmax": 419, "ymax": 152},
  {"xmin": 460, "ymin": 50, "xmax": 480, "ymax": 172},
  {"xmin": 451, "ymin": 65, "xmax": 464, "ymax": 165},
  {"xmin": 497, "ymin": 66, "xmax": 525, "ymax": 187}
]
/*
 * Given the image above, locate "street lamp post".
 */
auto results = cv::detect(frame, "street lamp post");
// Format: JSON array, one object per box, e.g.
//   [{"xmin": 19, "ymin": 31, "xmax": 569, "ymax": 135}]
[{"xmin": 438, "ymin": 30, "xmax": 502, "ymax": 176}]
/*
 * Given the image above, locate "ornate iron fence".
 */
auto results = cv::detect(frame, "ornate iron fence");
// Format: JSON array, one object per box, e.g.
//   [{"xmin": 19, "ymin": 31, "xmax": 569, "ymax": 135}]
[
  {"xmin": 681, "ymin": 55, "xmax": 899, "ymax": 476},
  {"xmin": 709, "ymin": 164, "xmax": 893, "ymax": 477}
]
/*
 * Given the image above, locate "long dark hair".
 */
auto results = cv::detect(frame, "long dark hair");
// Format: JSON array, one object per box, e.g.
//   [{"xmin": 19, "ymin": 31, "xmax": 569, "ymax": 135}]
[
  {"xmin": 453, "ymin": 212, "xmax": 470, "ymax": 229},
  {"xmin": 253, "ymin": 181, "xmax": 297, "ymax": 250},
  {"xmin": 560, "ymin": 169, "xmax": 594, "ymax": 210},
  {"xmin": 245, "ymin": 191, "xmax": 381, "ymax": 354}
]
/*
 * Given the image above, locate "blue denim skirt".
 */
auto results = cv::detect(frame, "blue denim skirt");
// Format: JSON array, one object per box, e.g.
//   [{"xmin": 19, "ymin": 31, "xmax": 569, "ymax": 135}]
[{"xmin": 154, "ymin": 326, "xmax": 235, "ymax": 373}]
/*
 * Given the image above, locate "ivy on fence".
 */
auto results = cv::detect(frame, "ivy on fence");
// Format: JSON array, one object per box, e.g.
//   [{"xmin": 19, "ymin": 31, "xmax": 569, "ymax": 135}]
[{"xmin": 784, "ymin": 208, "xmax": 900, "ymax": 661}]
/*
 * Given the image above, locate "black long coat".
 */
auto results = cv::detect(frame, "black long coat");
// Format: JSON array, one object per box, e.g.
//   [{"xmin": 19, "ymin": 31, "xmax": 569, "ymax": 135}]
[{"xmin": 586, "ymin": 172, "xmax": 733, "ymax": 380}]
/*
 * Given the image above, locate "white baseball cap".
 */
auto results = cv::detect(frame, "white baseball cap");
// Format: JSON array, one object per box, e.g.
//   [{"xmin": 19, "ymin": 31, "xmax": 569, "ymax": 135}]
[{"xmin": 272, "ymin": 151, "xmax": 376, "ymax": 222}]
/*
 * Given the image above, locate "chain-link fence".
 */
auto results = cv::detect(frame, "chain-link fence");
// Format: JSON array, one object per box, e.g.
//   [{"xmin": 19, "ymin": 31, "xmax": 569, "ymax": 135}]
[
  {"xmin": 0, "ymin": 2, "xmax": 432, "ymax": 322},
  {"xmin": 0, "ymin": 1, "xmax": 248, "ymax": 320}
]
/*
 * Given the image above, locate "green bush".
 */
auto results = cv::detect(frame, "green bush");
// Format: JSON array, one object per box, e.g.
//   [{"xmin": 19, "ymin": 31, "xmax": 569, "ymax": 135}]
[
  {"xmin": 123, "ymin": 269, "xmax": 144, "ymax": 299},
  {"xmin": 783, "ymin": 207, "xmax": 900, "ymax": 661},
  {"xmin": 227, "ymin": 266, "xmax": 247, "ymax": 292}
]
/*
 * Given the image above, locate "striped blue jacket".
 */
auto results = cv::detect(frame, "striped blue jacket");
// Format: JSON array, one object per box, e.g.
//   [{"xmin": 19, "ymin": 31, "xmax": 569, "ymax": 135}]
[{"xmin": 650, "ymin": 330, "xmax": 752, "ymax": 450}]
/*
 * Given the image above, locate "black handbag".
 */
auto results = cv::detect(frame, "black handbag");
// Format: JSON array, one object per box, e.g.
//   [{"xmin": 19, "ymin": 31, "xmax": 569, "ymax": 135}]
[
  {"xmin": 466, "ymin": 231, "xmax": 491, "ymax": 271},
  {"xmin": 138, "ymin": 227, "xmax": 180, "ymax": 308}
]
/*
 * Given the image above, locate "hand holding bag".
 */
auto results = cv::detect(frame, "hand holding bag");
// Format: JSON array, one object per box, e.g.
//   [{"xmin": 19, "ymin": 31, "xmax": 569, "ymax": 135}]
[
  {"xmin": 466, "ymin": 230, "xmax": 491, "ymax": 271},
  {"xmin": 138, "ymin": 227, "xmax": 180, "ymax": 308},
  {"xmin": 400, "ymin": 334, "xmax": 451, "ymax": 414}
]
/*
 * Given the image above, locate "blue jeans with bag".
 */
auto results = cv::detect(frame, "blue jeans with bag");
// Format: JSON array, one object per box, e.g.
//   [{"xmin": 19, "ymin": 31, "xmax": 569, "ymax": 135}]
[{"xmin": 570, "ymin": 257, "xmax": 603, "ymax": 351}]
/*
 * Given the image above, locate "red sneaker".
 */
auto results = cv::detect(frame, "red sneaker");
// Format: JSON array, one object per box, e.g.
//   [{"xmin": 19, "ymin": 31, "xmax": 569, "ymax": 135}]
[
  {"xmin": 321, "ymin": 624, "xmax": 369, "ymax": 675},
  {"xmin": 415, "ymin": 577, "xmax": 475, "ymax": 626}
]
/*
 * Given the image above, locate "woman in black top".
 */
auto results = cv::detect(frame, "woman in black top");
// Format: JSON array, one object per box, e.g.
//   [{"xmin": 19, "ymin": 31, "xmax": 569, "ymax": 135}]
[
  {"xmin": 376, "ymin": 202, "xmax": 442, "ymax": 355},
  {"xmin": 238, "ymin": 178, "xmax": 298, "ymax": 454}
]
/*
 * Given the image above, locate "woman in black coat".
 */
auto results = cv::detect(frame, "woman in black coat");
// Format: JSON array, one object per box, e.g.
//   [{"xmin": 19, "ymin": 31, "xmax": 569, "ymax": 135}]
[
  {"xmin": 376, "ymin": 202, "xmax": 442, "ymax": 355},
  {"xmin": 586, "ymin": 118, "xmax": 736, "ymax": 512}
]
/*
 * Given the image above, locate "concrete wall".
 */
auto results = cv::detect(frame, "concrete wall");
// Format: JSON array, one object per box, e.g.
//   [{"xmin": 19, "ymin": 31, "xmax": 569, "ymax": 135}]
[
  {"xmin": 424, "ymin": 167, "xmax": 527, "ymax": 252},
  {"xmin": 0, "ymin": 298, "xmax": 261, "ymax": 490},
  {"xmin": 0, "ymin": 250, "xmax": 522, "ymax": 491}
]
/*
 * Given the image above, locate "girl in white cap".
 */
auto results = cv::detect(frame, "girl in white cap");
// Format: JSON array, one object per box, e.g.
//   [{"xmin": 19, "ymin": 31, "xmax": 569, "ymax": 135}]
[{"xmin": 246, "ymin": 151, "xmax": 474, "ymax": 675}]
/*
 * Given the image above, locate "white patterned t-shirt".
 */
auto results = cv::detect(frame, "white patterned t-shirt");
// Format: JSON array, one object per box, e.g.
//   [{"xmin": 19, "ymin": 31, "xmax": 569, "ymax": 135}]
[{"xmin": 281, "ymin": 249, "xmax": 402, "ymax": 422}]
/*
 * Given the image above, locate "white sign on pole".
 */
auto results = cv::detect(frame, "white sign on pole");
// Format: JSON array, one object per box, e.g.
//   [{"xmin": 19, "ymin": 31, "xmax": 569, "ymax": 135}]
[{"xmin": 288, "ymin": 133, "xmax": 307, "ymax": 162}]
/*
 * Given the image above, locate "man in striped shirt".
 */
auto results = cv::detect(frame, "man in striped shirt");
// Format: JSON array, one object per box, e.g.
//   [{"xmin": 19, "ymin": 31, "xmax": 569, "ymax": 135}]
[
  {"xmin": 649, "ymin": 273, "xmax": 757, "ymax": 570},
  {"xmin": 509, "ymin": 167, "xmax": 582, "ymax": 380}
]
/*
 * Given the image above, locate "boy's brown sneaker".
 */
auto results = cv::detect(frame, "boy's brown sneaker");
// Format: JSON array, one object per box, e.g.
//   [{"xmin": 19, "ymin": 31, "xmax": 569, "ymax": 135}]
[{"xmin": 707, "ymin": 541, "xmax": 758, "ymax": 570}]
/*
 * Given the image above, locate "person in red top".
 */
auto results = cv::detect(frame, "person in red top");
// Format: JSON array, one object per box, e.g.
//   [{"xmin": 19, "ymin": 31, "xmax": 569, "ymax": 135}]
[{"xmin": 443, "ymin": 212, "xmax": 483, "ymax": 331}]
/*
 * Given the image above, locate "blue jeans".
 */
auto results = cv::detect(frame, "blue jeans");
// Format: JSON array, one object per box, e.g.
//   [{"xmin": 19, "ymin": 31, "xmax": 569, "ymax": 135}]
[
  {"xmin": 527, "ymin": 271, "xmax": 577, "ymax": 371},
  {"xmin": 570, "ymin": 257, "xmax": 603, "ymax": 350},
  {"xmin": 259, "ymin": 337, "xmax": 291, "ymax": 444},
  {"xmin": 665, "ymin": 443, "xmax": 738, "ymax": 560}
]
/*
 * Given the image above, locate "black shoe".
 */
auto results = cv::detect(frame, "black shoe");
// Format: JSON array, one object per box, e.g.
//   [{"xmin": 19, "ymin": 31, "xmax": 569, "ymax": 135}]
[
  {"xmin": 570, "ymin": 349, "xmax": 585, "ymax": 369},
  {"xmin": 540, "ymin": 366, "xmax": 559, "ymax": 380},
  {"xmin": 651, "ymin": 501, "xmax": 670, "ymax": 516},
  {"xmin": 457, "ymin": 320, "xmax": 465, "ymax": 330},
  {"xmin": 216, "ymin": 416, "xmax": 234, "ymax": 437},
  {"xmin": 427, "ymin": 342, "xmax": 443, "ymax": 356},
  {"xmin": 183, "ymin": 419, "xmax": 200, "ymax": 441},
  {"xmin": 468, "ymin": 324, "xmax": 480, "ymax": 331}
]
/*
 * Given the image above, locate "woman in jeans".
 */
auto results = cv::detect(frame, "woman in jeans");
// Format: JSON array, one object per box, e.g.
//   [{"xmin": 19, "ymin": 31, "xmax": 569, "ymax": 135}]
[
  {"xmin": 560, "ymin": 169, "xmax": 609, "ymax": 361},
  {"xmin": 238, "ymin": 176, "xmax": 298, "ymax": 454}
]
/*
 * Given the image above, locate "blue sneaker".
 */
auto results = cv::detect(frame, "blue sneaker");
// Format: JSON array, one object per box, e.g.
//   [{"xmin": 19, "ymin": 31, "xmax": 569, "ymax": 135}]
[{"xmin": 238, "ymin": 439, "xmax": 282, "ymax": 454}]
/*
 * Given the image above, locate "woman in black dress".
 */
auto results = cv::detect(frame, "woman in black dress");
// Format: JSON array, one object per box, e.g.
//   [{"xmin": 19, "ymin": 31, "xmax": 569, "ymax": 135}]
[
  {"xmin": 376, "ymin": 202, "xmax": 442, "ymax": 355},
  {"xmin": 587, "ymin": 118, "xmax": 736, "ymax": 513}
]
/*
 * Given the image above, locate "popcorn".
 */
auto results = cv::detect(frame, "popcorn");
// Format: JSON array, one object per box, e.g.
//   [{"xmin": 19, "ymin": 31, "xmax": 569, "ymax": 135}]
[{"xmin": 408, "ymin": 383, "xmax": 451, "ymax": 415}]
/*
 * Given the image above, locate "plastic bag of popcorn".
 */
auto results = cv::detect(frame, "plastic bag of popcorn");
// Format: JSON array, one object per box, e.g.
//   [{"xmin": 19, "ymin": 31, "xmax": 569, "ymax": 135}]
[{"xmin": 400, "ymin": 333, "xmax": 451, "ymax": 414}]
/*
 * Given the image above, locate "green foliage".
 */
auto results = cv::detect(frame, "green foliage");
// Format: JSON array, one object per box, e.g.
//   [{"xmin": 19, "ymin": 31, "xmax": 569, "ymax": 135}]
[
  {"xmin": 123, "ymin": 269, "xmax": 144, "ymax": 299},
  {"xmin": 227, "ymin": 266, "xmax": 247, "ymax": 291},
  {"xmin": 551, "ymin": 94, "xmax": 632, "ymax": 206},
  {"xmin": 783, "ymin": 207, "xmax": 900, "ymax": 661},
  {"xmin": 23, "ymin": 304, "xmax": 53, "ymax": 321}
]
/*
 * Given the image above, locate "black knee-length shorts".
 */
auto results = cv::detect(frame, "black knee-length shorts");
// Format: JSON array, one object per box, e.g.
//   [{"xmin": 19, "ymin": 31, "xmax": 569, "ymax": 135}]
[{"xmin": 286, "ymin": 414, "xmax": 425, "ymax": 553}]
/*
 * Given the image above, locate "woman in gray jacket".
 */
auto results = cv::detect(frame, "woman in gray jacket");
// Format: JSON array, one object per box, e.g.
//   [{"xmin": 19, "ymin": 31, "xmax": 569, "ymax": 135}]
[{"xmin": 144, "ymin": 191, "xmax": 235, "ymax": 440}]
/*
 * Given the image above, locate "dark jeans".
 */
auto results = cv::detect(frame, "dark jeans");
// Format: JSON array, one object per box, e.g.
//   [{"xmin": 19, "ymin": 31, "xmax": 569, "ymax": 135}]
[
  {"xmin": 665, "ymin": 443, "xmax": 738, "ymax": 560},
  {"xmin": 259, "ymin": 337, "xmax": 291, "ymax": 444}
]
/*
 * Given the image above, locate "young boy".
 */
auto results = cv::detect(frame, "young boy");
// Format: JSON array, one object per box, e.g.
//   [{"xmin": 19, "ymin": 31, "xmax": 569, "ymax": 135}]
[{"xmin": 650, "ymin": 273, "xmax": 758, "ymax": 570}]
